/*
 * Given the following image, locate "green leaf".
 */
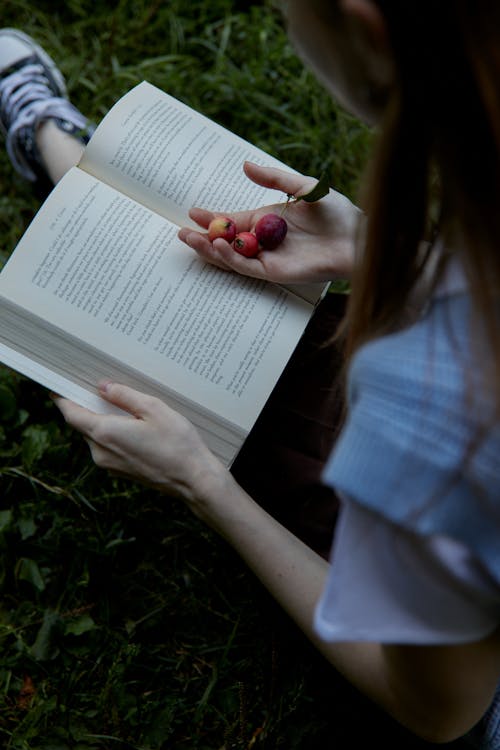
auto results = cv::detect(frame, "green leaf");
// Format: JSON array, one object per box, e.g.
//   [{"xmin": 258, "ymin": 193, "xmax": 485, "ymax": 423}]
[
  {"xmin": 0, "ymin": 384, "xmax": 17, "ymax": 420},
  {"xmin": 18, "ymin": 516, "xmax": 37, "ymax": 540},
  {"xmin": 30, "ymin": 610, "xmax": 60, "ymax": 661},
  {"xmin": 64, "ymin": 614, "xmax": 96, "ymax": 636},
  {"xmin": 329, "ymin": 278, "xmax": 351, "ymax": 294},
  {"xmin": 22, "ymin": 424, "xmax": 51, "ymax": 467},
  {"xmin": 142, "ymin": 704, "xmax": 175, "ymax": 744},
  {"xmin": 15, "ymin": 408, "xmax": 30, "ymax": 427},
  {"xmin": 0, "ymin": 509, "xmax": 12, "ymax": 533},
  {"xmin": 16, "ymin": 557, "xmax": 46, "ymax": 592},
  {"xmin": 295, "ymin": 171, "xmax": 330, "ymax": 203}
]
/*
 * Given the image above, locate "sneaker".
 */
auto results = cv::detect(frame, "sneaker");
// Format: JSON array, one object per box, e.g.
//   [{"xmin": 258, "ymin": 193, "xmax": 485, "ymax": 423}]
[{"xmin": 0, "ymin": 28, "xmax": 94, "ymax": 183}]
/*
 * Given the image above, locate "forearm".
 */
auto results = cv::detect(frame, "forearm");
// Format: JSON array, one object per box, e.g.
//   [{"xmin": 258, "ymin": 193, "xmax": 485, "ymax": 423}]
[
  {"xmin": 194, "ymin": 469, "xmax": 329, "ymax": 634},
  {"xmin": 193, "ymin": 471, "xmax": 396, "ymax": 715}
]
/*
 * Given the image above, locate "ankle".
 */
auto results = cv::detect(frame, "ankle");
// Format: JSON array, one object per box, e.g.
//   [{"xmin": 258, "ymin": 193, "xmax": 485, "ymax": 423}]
[{"xmin": 36, "ymin": 118, "xmax": 85, "ymax": 184}]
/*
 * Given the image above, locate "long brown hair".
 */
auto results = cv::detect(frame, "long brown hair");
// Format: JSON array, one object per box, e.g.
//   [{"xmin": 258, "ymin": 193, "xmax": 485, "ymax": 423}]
[{"xmin": 345, "ymin": 1, "xmax": 500, "ymax": 409}]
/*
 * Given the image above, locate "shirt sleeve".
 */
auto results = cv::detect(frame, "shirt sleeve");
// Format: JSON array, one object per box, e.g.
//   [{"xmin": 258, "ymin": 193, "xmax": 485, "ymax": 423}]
[
  {"xmin": 314, "ymin": 499, "xmax": 500, "ymax": 645},
  {"xmin": 322, "ymin": 292, "xmax": 500, "ymax": 587}
]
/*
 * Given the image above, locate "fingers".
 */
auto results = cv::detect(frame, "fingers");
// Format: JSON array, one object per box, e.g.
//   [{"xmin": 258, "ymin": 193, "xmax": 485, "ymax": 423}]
[
  {"xmin": 83, "ymin": 435, "xmax": 110, "ymax": 468},
  {"xmin": 186, "ymin": 205, "xmax": 258, "ymax": 233},
  {"xmin": 97, "ymin": 381, "xmax": 164, "ymax": 420},
  {"xmin": 178, "ymin": 230, "xmax": 268, "ymax": 278},
  {"xmin": 181, "ymin": 162, "xmax": 315, "ymax": 237},
  {"xmin": 185, "ymin": 207, "xmax": 213, "ymax": 229},
  {"xmin": 177, "ymin": 229, "xmax": 235, "ymax": 271},
  {"xmin": 52, "ymin": 384, "xmax": 158, "ymax": 440},
  {"xmin": 52, "ymin": 394, "xmax": 101, "ymax": 435},
  {"xmin": 243, "ymin": 161, "xmax": 318, "ymax": 198},
  {"xmin": 210, "ymin": 239, "xmax": 268, "ymax": 279},
  {"xmin": 178, "ymin": 209, "xmax": 258, "ymax": 272}
]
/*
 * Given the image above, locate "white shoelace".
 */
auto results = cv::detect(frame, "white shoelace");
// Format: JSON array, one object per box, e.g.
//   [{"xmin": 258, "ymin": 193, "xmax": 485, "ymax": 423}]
[{"xmin": 0, "ymin": 63, "xmax": 88, "ymax": 180}]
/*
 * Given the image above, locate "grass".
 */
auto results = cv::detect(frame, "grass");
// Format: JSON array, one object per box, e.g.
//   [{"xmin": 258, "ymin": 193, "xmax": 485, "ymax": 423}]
[{"xmin": 0, "ymin": 2, "xmax": 470, "ymax": 749}]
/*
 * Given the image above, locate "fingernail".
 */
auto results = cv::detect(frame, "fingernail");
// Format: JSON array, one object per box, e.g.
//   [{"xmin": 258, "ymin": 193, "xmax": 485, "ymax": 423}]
[{"xmin": 98, "ymin": 380, "xmax": 112, "ymax": 394}]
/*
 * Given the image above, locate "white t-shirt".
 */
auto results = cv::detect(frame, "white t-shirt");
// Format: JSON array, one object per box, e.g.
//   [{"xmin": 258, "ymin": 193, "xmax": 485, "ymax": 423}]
[
  {"xmin": 314, "ymin": 499, "xmax": 500, "ymax": 644},
  {"xmin": 314, "ymin": 258, "xmax": 500, "ymax": 645}
]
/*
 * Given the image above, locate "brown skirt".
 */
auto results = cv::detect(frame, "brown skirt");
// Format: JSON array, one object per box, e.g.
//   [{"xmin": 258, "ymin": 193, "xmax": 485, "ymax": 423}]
[{"xmin": 230, "ymin": 291, "xmax": 347, "ymax": 561}]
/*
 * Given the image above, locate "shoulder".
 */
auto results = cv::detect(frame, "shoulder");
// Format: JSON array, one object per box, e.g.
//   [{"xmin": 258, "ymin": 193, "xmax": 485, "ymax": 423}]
[
  {"xmin": 345, "ymin": 289, "xmax": 492, "ymax": 467},
  {"xmin": 350, "ymin": 255, "xmax": 491, "ymax": 408},
  {"xmin": 350, "ymin": 289, "xmax": 476, "ymax": 407},
  {"xmin": 348, "ymin": 286, "xmax": 495, "ymax": 456}
]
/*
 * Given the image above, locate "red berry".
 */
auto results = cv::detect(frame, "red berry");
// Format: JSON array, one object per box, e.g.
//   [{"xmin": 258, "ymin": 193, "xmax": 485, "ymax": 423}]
[
  {"xmin": 233, "ymin": 232, "xmax": 259, "ymax": 258},
  {"xmin": 208, "ymin": 216, "xmax": 237, "ymax": 243},
  {"xmin": 254, "ymin": 213, "xmax": 288, "ymax": 250}
]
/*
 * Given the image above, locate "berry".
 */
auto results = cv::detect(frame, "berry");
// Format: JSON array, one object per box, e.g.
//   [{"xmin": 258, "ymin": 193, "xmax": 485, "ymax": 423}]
[
  {"xmin": 254, "ymin": 213, "xmax": 287, "ymax": 250},
  {"xmin": 208, "ymin": 216, "xmax": 237, "ymax": 243},
  {"xmin": 233, "ymin": 232, "xmax": 259, "ymax": 258}
]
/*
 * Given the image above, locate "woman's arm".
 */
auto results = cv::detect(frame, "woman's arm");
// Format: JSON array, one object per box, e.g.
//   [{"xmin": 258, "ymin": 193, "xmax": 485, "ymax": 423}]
[
  {"xmin": 52, "ymin": 382, "xmax": 500, "ymax": 743},
  {"xmin": 195, "ymin": 467, "xmax": 500, "ymax": 744}
]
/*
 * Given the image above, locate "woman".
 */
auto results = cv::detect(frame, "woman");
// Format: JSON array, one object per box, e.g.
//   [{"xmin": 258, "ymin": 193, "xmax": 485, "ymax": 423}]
[{"xmin": 1, "ymin": 1, "xmax": 499, "ymax": 743}]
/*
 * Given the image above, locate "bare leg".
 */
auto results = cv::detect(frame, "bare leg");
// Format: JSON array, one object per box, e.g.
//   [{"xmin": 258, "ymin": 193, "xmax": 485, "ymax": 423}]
[
  {"xmin": 0, "ymin": 30, "xmax": 92, "ymax": 184},
  {"xmin": 36, "ymin": 119, "xmax": 85, "ymax": 184}
]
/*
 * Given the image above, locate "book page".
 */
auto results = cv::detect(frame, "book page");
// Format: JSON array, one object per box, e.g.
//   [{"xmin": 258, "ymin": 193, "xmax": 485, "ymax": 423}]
[
  {"xmin": 0, "ymin": 322, "xmax": 247, "ymax": 466},
  {"xmin": 0, "ymin": 168, "xmax": 314, "ymax": 436},
  {"xmin": 0, "ymin": 341, "xmax": 124, "ymax": 416},
  {"xmin": 79, "ymin": 81, "xmax": 292, "ymax": 229}
]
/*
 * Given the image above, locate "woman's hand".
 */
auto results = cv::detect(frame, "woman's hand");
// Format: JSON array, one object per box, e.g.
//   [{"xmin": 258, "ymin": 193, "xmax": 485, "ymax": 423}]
[
  {"xmin": 52, "ymin": 382, "xmax": 227, "ymax": 514},
  {"xmin": 178, "ymin": 161, "xmax": 361, "ymax": 284}
]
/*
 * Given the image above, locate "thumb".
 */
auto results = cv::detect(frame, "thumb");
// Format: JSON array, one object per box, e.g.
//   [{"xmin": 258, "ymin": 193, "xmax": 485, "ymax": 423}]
[
  {"xmin": 243, "ymin": 161, "xmax": 318, "ymax": 198},
  {"xmin": 98, "ymin": 381, "xmax": 152, "ymax": 419}
]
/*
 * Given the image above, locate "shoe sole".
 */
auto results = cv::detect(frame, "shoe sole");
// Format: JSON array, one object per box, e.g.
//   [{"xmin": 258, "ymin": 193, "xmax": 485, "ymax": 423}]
[{"xmin": 0, "ymin": 27, "xmax": 67, "ymax": 100}]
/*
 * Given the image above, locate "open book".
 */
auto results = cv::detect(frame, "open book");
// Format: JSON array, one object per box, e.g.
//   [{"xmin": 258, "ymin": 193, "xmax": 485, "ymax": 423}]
[{"xmin": 0, "ymin": 81, "xmax": 328, "ymax": 466}]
